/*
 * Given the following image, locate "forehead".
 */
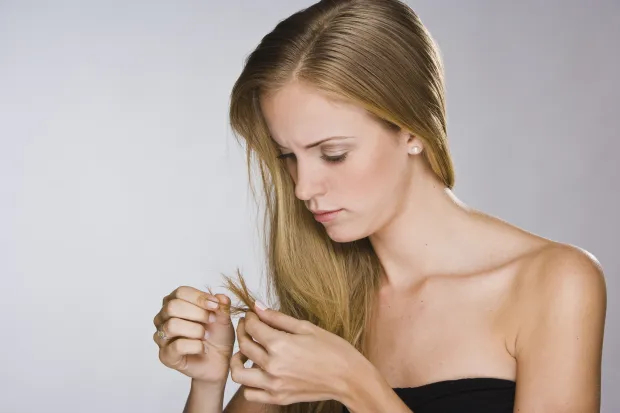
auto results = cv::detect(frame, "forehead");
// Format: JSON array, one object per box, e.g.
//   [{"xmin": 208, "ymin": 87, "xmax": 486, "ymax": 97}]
[{"xmin": 259, "ymin": 82, "xmax": 373, "ymax": 146}]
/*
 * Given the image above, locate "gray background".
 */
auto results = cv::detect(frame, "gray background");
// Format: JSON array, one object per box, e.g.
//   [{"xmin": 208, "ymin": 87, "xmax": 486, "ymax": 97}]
[{"xmin": 1, "ymin": 1, "xmax": 618, "ymax": 412}]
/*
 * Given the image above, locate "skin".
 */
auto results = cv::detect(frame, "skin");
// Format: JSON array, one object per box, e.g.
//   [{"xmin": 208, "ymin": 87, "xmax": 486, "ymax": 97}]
[{"xmin": 224, "ymin": 80, "xmax": 607, "ymax": 413}]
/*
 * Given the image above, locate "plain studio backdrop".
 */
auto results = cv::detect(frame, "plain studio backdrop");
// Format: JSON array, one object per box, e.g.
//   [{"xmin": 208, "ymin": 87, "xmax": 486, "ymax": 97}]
[{"xmin": 1, "ymin": 1, "xmax": 618, "ymax": 412}]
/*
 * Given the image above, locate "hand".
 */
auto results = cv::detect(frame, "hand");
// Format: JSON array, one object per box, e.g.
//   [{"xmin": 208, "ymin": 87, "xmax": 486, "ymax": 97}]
[
  {"xmin": 229, "ymin": 303, "xmax": 364, "ymax": 405},
  {"xmin": 153, "ymin": 286, "xmax": 235, "ymax": 384}
]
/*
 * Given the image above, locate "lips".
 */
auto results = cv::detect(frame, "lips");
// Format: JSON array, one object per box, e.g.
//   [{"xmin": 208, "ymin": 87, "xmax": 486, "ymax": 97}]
[
  {"xmin": 312, "ymin": 209, "xmax": 343, "ymax": 223},
  {"xmin": 312, "ymin": 209, "xmax": 341, "ymax": 215}
]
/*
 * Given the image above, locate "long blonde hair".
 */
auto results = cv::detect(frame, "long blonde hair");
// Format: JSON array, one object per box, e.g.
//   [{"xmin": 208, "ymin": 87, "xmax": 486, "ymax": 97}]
[{"xmin": 217, "ymin": 1, "xmax": 454, "ymax": 411}]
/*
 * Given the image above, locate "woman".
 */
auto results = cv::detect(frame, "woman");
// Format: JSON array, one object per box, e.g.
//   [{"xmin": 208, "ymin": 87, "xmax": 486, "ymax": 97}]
[{"xmin": 153, "ymin": 1, "xmax": 607, "ymax": 412}]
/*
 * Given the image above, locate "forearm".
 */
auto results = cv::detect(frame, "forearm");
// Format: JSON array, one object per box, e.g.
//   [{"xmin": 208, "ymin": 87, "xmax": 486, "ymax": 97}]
[
  {"xmin": 339, "ymin": 360, "xmax": 414, "ymax": 413},
  {"xmin": 183, "ymin": 379, "xmax": 227, "ymax": 413}
]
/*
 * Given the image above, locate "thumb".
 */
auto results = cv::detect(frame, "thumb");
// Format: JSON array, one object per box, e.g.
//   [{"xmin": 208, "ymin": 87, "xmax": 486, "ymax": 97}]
[
  {"xmin": 203, "ymin": 293, "xmax": 234, "ymax": 348},
  {"xmin": 213, "ymin": 293, "xmax": 232, "ymax": 321}
]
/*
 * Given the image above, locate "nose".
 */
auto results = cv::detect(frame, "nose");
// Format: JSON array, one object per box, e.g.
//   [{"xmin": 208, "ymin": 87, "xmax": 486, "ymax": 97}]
[{"xmin": 293, "ymin": 158, "xmax": 325, "ymax": 201}]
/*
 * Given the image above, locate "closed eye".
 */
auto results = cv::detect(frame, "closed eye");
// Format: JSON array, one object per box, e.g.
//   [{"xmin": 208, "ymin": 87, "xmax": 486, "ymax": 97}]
[{"xmin": 277, "ymin": 153, "xmax": 348, "ymax": 164}]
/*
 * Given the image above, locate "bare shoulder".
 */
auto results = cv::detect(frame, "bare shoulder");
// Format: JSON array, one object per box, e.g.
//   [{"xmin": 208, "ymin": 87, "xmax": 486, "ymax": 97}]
[
  {"xmin": 516, "ymin": 242, "xmax": 606, "ymax": 297},
  {"xmin": 504, "ymin": 242, "xmax": 607, "ymax": 410},
  {"xmin": 512, "ymin": 241, "xmax": 607, "ymax": 348}
]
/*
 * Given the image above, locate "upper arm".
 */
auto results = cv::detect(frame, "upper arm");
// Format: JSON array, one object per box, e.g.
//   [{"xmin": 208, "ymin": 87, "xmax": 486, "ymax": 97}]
[
  {"xmin": 223, "ymin": 385, "xmax": 272, "ymax": 413},
  {"xmin": 513, "ymin": 246, "xmax": 607, "ymax": 412}
]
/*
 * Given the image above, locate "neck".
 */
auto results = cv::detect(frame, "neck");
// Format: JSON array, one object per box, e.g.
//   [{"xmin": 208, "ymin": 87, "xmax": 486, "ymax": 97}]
[{"xmin": 368, "ymin": 159, "xmax": 480, "ymax": 290}]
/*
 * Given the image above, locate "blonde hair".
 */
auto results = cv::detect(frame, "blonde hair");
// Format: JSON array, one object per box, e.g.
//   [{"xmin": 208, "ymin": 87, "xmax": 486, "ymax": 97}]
[{"xmin": 216, "ymin": 1, "xmax": 454, "ymax": 412}]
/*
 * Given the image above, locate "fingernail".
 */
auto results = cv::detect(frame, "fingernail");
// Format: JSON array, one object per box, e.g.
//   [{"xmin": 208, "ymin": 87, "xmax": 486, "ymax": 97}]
[
  {"xmin": 204, "ymin": 329, "xmax": 210, "ymax": 340},
  {"xmin": 203, "ymin": 341, "xmax": 209, "ymax": 353},
  {"xmin": 206, "ymin": 300, "xmax": 218, "ymax": 309},
  {"xmin": 209, "ymin": 313, "xmax": 216, "ymax": 323},
  {"xmin": 255, "ymin": 300, "xmax": 268, "ymax": 311}
]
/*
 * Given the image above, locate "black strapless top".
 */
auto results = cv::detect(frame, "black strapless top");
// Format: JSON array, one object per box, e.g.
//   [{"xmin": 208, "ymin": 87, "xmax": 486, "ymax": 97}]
[{"xmin": 342, "ymin": 377, "xmax": 516, "ymax": 412}]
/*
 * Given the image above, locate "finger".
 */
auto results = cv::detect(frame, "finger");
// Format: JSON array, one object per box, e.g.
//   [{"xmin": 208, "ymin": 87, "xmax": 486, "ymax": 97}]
[
  {"xmin": 159, "ymin": 338, "xmax": 208, "ymax": 368},
  {"xmin": 252, "ymin": 304, "xmax": 312, "ymax": 335},
  {"xmin": 157, "ymin": 317, "xmax": 209, "ymax": 343},
  {"xmin": 153, "ymin": 330, "xmax": 181, "ymax": 349},
  {"xmin": 153, "ymin": 331, "xmax": 167, "ymax": 348},
  {"xmin": 229, "ymin": 350, "xmax": 248, "ymax": 383},
  {"xmin": 230, "ymin": 347, "xmax": 249, "ymax": 368},
  {"xmin": 242, "ymin": 387, "xmax": 277, "ymax": 405},
  {"xmin": 237, "ymin": 317, "xmax": 269, "ymax": 369},
  {"xmin": 230, "ymin": 350, "xmax": 273, "ymax": 390},
  {"xmin": 243, "ymin": 311, "xmax": 286, "ymax": 351},
  {"xmin": 163, "ymin": 286, "xmax": 223, "ymax": 312},
  {"xmin": 154, "ymin": 298, "xmax": 213, "ymax": 327}
]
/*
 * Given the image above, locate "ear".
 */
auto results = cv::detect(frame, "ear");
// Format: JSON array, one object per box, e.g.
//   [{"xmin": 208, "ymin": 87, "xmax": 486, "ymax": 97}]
[
  {"xmin": 401, "ymin": 131, "xmax": 424, "ymax": 155},
  {"xmin": 407, "ymin": 134, "xmax": 423, "ymax": 148},
  {"xmin": 398, "ymin": 128, "xmax": 418, "ymax": 144}
]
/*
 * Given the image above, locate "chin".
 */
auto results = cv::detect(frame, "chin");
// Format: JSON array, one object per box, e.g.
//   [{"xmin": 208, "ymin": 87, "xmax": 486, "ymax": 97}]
[{"xmin": 324, "ymin": 227, "xmax": 368, "ymax": 243}]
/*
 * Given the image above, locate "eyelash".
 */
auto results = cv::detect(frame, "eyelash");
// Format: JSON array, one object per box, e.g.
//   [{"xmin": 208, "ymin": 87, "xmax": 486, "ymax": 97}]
[{"xmin": 277, "ymin": 153, "xmax": 348, "ymax": 164}]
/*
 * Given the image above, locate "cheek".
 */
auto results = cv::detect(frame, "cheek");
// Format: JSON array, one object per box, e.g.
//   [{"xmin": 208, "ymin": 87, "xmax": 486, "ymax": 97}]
[{"xmin": 341, "ymin": 152, "xmax": 403, "ymax": 206}]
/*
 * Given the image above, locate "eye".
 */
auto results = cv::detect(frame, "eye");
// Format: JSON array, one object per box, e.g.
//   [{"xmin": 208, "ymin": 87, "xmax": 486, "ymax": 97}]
[
  {"xmin": 276, "ymin": 153, "xmax": 348, "ymax": 164},
  {"xmin": 321, "ymin": 154, "xmax": 348, "ymax": 163}
]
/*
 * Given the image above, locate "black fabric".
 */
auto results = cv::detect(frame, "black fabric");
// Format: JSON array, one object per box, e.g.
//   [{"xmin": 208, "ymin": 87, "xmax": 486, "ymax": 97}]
[{"xmin": 342, "ymin": 377, "xmax": 516, "ymax": 412}]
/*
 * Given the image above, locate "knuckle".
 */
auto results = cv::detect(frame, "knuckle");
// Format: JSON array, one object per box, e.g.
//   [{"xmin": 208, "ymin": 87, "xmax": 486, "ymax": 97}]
[
  {"xmin": 175, "ymin": 285, "xmax": 190, "ymax": 296},
  {"xmin": 269, "ymin": 339, "xmax": 284, "ymax": 354},
  {"xmin": 272, "ymin": 392, "xmax": 287, "ymax": 405},
  {"xmin": 163, "ymin": 299, "xmax": 179, "ymax": 318},
  {"xmin": 242, "ymin": 318, "xmax": 253, "ymax": 334},
  {"xmin": 167, "ymin": 298, "xmax": 180, "ymax": 312},
  {"xmin": 230, "ymin": 367, "xmax": 239, "ymax": 382},
  {"xmin": 159, "ymin": 320, "xmax": 169, "ymax": 335},
  {"xmin": 263, "ymin": 359, "xmax": 276, "ymax": 375},
  {"xmin": 300, "ymin": 320, "xmax": 313, "ymax": 332},
  {"xmin": 173, "ymin": 286, "xmax": 189, "ymax": 301},
  {"xmin": 160, "ymin": 304, "xmax": 169, "ymax": 319},
  {"xmin": 269, "ymin": 377, "xmax": 283, "ymax": 392},
  {"xmin": 242, "ymin": 387, "xmax": 251, "ymax": 401}
]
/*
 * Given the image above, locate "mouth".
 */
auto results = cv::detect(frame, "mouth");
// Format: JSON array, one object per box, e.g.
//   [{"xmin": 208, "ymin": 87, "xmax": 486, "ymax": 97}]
[
  {"xmin": 312, "ymin": 209, "xmax": 340, "ymax": 215},
  {"xmin": 312, "ymin": 209, "xmax": 343, "ymax": 222}
]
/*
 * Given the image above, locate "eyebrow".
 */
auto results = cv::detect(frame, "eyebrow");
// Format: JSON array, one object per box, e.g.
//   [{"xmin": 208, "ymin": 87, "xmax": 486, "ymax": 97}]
[{"xmin": 274, "ymin": 136, "xmax": 354, "ymax": 150}]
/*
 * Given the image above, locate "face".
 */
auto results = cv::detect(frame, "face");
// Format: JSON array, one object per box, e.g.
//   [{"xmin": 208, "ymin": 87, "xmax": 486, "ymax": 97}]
[{"xmin": 259, "ymin": 81, "xmax": 421, "ymax": 242}]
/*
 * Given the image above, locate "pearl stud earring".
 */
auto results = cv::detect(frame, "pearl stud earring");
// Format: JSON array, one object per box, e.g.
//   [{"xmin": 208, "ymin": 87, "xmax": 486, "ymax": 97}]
[{"xmin": 409, "ymin": 146, "xmax": 421, "ymax": 155}]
